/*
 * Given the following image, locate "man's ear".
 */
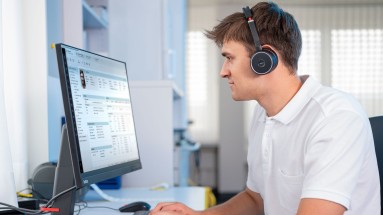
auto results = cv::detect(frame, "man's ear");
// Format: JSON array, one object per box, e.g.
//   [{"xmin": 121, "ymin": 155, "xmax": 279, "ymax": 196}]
[
  {"xmin": 262, "ymin": 45, "xmax": 279, "ymax": 58},
  {"xmin": 261, "ymin": 45, "xmax": 276, "ymax": 52}
]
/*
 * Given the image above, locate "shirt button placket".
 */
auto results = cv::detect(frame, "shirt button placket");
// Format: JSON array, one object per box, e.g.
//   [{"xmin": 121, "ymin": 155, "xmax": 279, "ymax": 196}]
[{"xmin": 262, "ymin": 118, "xmax": 273, "ymax": 167}]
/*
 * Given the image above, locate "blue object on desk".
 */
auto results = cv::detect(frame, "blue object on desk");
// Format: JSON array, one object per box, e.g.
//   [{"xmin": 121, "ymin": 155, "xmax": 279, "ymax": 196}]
[{"xmin": 97, "ymin": 176, "xmax": 122, "ymax": 189}]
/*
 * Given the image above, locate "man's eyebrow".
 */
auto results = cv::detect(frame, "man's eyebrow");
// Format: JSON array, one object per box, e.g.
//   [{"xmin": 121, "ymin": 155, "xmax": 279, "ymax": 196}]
[{"xmin": 221, "ymin": 52, "xmax": 229, "ymax": 57}]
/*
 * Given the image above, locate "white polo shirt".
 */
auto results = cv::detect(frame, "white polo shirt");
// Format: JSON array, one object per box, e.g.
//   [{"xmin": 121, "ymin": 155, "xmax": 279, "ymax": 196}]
[{"xmin": 246, "ymin": 75, "xmax": 380, "ymax": 214}]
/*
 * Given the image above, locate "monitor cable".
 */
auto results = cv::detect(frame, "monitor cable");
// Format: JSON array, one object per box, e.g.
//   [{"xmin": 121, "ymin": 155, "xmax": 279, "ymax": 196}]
[{"xmin": 0, "ymin": 185, "xmax": 76, "ymax": 214}]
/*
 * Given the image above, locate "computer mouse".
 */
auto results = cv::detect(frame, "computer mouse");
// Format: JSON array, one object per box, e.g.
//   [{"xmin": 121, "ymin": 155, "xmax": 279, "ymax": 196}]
[{"xmin": 118, "ymin": 201, "xmax": 151, "ymax": 213}]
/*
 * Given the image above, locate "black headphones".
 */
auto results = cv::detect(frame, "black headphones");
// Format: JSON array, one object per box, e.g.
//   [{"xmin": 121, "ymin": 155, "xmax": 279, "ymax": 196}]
[{"xmin": 243, "ymin": 6, "xmax": 278, "ymax": 75}]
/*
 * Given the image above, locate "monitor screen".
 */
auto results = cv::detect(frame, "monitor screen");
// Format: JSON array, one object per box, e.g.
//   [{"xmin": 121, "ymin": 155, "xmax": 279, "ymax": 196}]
[{"xmin": 55, "ymin": 43, "xmax": 142, "ymax": 189}]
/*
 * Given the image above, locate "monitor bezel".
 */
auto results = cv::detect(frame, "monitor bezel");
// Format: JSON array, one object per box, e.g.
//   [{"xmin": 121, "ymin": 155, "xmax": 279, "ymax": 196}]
[{"xmin": 55, "ymin": 43, "xmax": 142, "ymax": 188}]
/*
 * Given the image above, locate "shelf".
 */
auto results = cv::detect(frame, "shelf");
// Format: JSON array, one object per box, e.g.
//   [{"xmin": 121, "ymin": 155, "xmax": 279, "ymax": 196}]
[{"xmin": 82, "ymin": 1, "xmax": 108, "ymax": 29}]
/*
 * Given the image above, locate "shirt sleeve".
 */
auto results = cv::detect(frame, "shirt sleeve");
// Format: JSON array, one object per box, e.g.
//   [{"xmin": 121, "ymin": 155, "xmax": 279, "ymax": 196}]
[{"xmin": 301, "ymin": 110, "xmax": 370, "ymax": 209}]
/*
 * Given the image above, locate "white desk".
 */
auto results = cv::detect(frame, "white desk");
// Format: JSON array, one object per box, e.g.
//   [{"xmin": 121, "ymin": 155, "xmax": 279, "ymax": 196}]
[{"xmin": 79, "ymin": 187, "xmax": 206, "ymax": 214}]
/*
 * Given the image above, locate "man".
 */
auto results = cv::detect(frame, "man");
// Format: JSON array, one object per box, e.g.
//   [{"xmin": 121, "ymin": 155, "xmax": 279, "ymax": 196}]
[
  {"xmin": 80, "ymin": 69, "xmax": 86, "ymax": 89},
  {"xmin": 152, "ymin": 2, "xmax": 380, "ymax": 214}
]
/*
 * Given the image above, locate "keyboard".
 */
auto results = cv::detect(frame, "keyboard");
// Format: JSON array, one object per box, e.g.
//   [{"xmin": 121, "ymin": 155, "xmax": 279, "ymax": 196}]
[{"xmin": 133, "ymin": 211, "xmax": 151, "ymax": 215}]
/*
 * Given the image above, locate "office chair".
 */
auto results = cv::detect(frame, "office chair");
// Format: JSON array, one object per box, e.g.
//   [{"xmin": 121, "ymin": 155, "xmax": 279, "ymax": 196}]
[{"xmin": 369, "ymin": 116, "xmax": 383, "ymax": 210}]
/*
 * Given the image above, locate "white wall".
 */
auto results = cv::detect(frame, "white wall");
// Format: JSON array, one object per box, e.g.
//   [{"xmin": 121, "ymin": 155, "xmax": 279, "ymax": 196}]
[{"xmin": 108, "ymin": 0, "xmax": 165, "ymax": 81}]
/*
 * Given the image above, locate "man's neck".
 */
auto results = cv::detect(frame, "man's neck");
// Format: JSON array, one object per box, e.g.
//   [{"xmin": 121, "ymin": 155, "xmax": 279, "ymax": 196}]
[{"xmin": 258, "ymin": 73, "xmax": 303, "ymax": 117}]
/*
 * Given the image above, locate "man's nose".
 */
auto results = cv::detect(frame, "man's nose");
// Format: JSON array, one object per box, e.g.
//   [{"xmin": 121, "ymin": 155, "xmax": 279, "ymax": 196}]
[{"xmin": 220, "ymin": 62, "xmax": 229, "ymax": 78}]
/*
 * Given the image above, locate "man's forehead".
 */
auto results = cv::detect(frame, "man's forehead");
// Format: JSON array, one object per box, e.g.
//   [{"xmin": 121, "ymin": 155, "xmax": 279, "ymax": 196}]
[{"xmin": 221, "ymin": 41, "xmax": 247, "ymax": 53}]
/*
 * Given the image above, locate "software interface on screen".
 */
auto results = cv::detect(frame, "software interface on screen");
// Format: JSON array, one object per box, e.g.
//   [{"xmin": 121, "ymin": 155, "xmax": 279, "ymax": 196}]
[{"xmin": 63, "ymin": 46, "xmax": 139, "ymax": 173}]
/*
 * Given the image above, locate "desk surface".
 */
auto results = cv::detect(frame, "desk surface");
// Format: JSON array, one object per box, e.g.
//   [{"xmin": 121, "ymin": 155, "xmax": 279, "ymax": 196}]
[{"xmin": 79, "ymin": 186, "xmax": 206, "ymax": 214}]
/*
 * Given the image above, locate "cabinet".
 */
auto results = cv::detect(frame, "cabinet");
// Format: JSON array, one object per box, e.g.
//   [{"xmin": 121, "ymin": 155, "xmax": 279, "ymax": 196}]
[
  {"xmin": 122, "ymin": 81, "xmax": 183, "ymax": 187},
  {"xmin": 189, "ymin": 145, "xmax": 219, "ymax": 189}
]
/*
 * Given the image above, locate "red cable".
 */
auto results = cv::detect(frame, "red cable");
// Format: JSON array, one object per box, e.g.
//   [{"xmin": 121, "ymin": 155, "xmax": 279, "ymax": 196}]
[{"xmin": 40, "ymin": 207, "xmax": 60, "ymax": 212}]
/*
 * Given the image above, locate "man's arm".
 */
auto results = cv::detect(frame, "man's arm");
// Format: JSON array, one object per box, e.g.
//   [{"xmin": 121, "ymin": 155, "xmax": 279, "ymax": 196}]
[
  {"xmin": 297, "ymin": 198, "xmax": 346, "ymax": 215},
  {"xmin": 203, "ymin": 188, "xmax": 264, "ymax": 215},
  {"xmin": 150, "ymin": 188, "xmax": 264, "ymax": 215}
]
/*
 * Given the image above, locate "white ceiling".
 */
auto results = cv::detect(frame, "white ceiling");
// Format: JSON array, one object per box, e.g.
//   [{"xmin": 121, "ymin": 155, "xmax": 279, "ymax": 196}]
[{"xmin": 188, "ymin": 0, "xmax": 383, "ymax": 7}]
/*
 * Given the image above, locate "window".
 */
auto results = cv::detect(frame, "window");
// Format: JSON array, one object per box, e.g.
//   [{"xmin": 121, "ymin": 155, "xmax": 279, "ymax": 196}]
[
  {"xmin": 186, "ymin": 31, "xmax": 218, "ymax": 143},
  {"xmin": 298, "ymin": 30, "xmax": 321, "ymax": 80},
  {"xmin": 186, "ymin": 31, "xmax": 207, "ymax": 106},
  {"xmin": 332, "ymin": 29, "xmax": 383, "ymax": 115}
]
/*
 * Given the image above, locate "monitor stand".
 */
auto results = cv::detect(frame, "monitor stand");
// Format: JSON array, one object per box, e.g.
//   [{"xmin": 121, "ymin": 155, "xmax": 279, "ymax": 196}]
[{"xmin": 51, "ymin": 125, "xmax": 76, "ymax": 215}]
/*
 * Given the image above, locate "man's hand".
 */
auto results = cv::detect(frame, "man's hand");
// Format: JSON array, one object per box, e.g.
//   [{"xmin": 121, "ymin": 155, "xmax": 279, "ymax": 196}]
[
  {"xmin": 150, "ymin": 188, "xmax": 264, "ymax": 215},
  {"xmin": 150, "ymin": 202, "xmax": 202, "ymax": 215}
]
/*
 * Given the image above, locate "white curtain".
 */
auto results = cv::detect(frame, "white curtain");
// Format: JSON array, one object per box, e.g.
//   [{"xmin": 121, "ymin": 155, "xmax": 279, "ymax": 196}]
[
  {"xmin": 2, "ymin": 0, "xmax": 31, "ymax": 192},
  {"xmin": 0, "ymin": 0, "xmax": 18, "ymax": 207},
  {"xmin": 1, "ymin": 0, "xmax": 52, "ymax": 193},
  {"xmin": 286, "ymin": 4, "xmax": 383, "ymax": 116}
]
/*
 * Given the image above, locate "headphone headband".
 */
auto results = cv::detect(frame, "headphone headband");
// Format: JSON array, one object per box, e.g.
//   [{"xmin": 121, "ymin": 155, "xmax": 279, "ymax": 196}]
[
  {"xmin": 242, "ymin": 6, "xmax": 278, "ymax": 75},
  {"xmin": 242, "ymin": 6, "xmax": 262, "ymax": 52}
]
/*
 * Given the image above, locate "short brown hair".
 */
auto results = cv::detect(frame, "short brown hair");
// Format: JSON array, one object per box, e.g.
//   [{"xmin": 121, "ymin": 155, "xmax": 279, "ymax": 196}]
[{"xmin": 205, "ymin": 2, "xmax": 302, "ymax": 72}]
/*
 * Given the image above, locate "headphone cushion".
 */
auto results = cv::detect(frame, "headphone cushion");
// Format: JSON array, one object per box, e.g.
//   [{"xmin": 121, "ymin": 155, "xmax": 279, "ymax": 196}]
[{"xmin": 251, "ymin": 49, "xmax": 278, "ymax": 75}]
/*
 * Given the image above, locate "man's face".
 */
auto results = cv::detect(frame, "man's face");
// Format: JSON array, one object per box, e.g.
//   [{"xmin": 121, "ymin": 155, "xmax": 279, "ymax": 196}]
[{"xmin": 220, "ymin": 40, "xmax": 259, "ymax": 101}]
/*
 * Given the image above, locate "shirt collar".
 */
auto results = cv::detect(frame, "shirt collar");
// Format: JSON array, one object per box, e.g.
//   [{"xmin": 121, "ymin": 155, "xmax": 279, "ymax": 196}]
[{"xmin": 264, "ymin": 75, "xmax": 322, "ymax": 125}]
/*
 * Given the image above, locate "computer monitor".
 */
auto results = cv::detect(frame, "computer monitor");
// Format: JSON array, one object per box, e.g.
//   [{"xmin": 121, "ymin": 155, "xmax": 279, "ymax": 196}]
[{"xmin": 52, "ymin": 43, "xmax": 142, "ymax": 214}]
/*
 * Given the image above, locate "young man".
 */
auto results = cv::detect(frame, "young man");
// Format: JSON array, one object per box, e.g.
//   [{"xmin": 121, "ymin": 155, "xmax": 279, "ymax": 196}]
[{"xmin": 151, "ymin": 2, "xmax": 380, "ymax": 214}]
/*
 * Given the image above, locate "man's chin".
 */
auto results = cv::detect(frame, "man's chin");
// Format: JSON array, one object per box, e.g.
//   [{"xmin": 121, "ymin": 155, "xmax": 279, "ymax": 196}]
[
  {"xmin": 231, "ymin": 95, "xmax": 245, "ymax": 101},
  {"xmin": 232, "ymin": 94, "xmax": 251, "ymax": 101}
]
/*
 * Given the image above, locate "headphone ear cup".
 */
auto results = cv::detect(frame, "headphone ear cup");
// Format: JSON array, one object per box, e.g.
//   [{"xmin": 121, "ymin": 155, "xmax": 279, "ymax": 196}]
[{"xmin": 250, "ymin": 49, "xmax": 278, "ymax": 75}]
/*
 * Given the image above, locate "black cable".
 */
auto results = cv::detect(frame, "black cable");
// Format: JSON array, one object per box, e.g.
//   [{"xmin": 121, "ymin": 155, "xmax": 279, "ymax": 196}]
[
  {"xmin": 44, "ymin": 185, "xmax": 76, "ymax": 207},
  {"xmin": 0, "ymin": 185, "xmax": 77, "ymax": 214},
  {"xmin": 0, "ymin": 202, "xmax": 47, "ymax": 214},
  {"xmin": 2, "ymin": 186, "xmax": 120, "ymax": 215}
]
